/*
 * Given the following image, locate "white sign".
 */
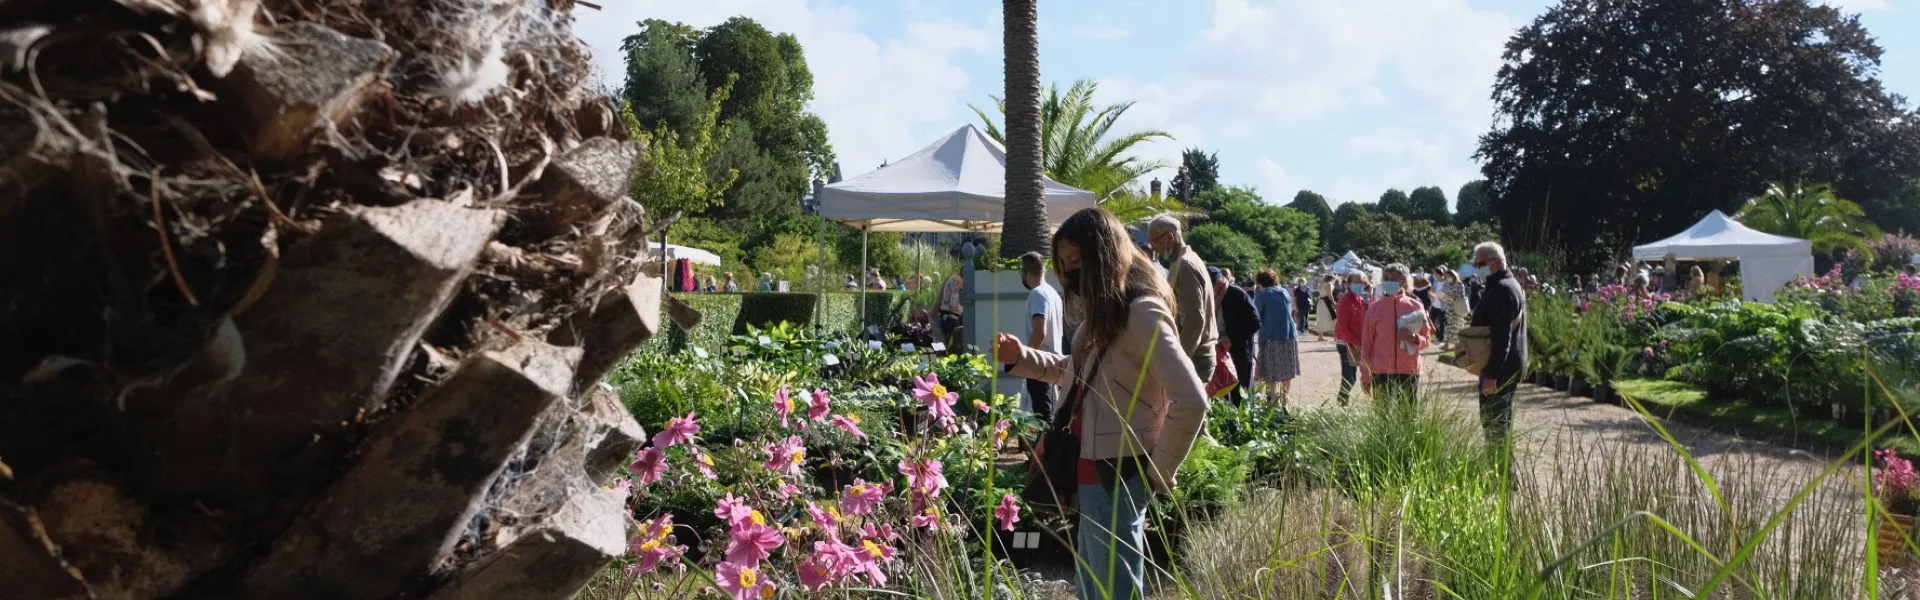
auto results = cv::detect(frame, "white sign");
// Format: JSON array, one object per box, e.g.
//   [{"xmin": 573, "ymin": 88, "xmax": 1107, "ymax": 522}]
[
  {"xmin": 867, "ymin": 340, "xmax": 884, "ymax": 350},
  {"xmin": 693, "ymin": 348, "xmax": 710, "ymax": 359},
  {"xmin": 930, "ymin": 342, "xmax": 947, "ymax": 352},
  {"xmin": 823, "ymin": 354, "xmax": 840, "ymax": 366},
  {"xmin": 825, "ymin": 341, "xmax": 841, "ymax": 349},
  {"xmin": 901, "ymin": 343, "xmax": 916, "ymax": 353},
  {"xmin": 758, "ymin": 336, "xmax": 773, "ymax": 345}
]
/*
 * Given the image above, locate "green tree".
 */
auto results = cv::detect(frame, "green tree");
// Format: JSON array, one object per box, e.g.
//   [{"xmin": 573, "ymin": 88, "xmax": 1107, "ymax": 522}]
[
  {"xmin": 1196, "ymin": 187, "xmax": 1320, "ymax": 270},
  {"xmin": 1409, "ymin": 186, "xmax": 1450, "ymax": 223},
  {"xmin": 1285, "ymin": 190, "xmax": 1334, "ymax": 249},
  {"xmin": 1170, "ymin": 148, "xmax": 1221, "ymax": 204},
  {"xmin": 1328, "ymin": 202, "xmax": 1374, "ymax": 251},
  {"xmin": 620, "ymin": 20, "xmax": 706, "ymax": 136},
  {"xmin": 685, "ymin": 18, "xmax": 835, "ymax": 221},
  {"xmin": 1377, "ymin": 189, "xmax": 1413, "ymax": 219},
  {"xmin": 752, "ymin": 233, "xmax": 836, "ymax": 288},
  {"xmin": 972, "ymin": 80, "xmax": 1173, "ymax": 202},
  {"xmin": 1736, "ymin": 182, "xmax": 1880, "ymax": 256},
  {"xmin": 1343, "ymin": 211, "xmax": 1497, "ymax": 266},
  {"xmin": 622, "ymin": 86, "xmax": 738, "ymax": 224},
  {"xmin": 998, "ymin": 0, "xmax": 1049, "ymax": 258},
  {"xmin": 832, "ymin": 227, "xmax": 909, "ymax": 281},
  {"xmin": 1454, "ymin": 180, "xmax": 1495, "ymax": 227},
  {"xmin": 1477, "ymin": 0, "xmax": 1920, "ymax": 269},
  {"xmin": 1188, "ymin": 223, "xmax": 1267, "ymax": 276}
]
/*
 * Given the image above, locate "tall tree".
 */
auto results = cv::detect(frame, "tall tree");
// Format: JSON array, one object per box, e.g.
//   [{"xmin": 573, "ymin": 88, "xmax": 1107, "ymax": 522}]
[
  {"xmin": 974, "ymin": 79, "xmax": 1179, "ymax": 226},
  {"xmin": 1454, "ymin": 180, "xmax": 1495, "ymax": 227},
  {"xmin": 1477, "ymin": 0, "xmax": 1920, "ymax": 269},
  {"xmin": 1197, "ymin": 187, "xmax": 1320, "ymax": 269},
  {"xmin": 999, "ymin": 0, "xmax": 1050, "ymax": 258},
  {"xmin": 1344, "ymin": 211, "xmax": 1499, "ymax": 267},
  {"xmin": 1377, "ymin": 189, "xmax": 1413, "ymax": 219},
  {"xmin": 1409, "ymin": 186, "xmax": 1450, "ymax": 223},
  {"xmin": 620, "ymin": 20, "xmax": 706, "ymax": 136},
  {"xmin": 691, "ymin": 18, "xmax": 835, "ymax": 220},
  {"xmin": 1170, "ymin": 148, "xmax": 1221, "ymax": 204},
  {"xmin": 1737, "ymin": 182, "xmax": 1879, "ymax": 256},
  {"xmin": 1285, "ymin": 190, "xmax": 1334, "ymax": 249},
  {"xmin": 1187, "ymin": 223, "xmax": 1267, "ymax": 277},
  {"xmin": 1328, "ymin": 202, "xmax": 1374, "ymax": 251}
]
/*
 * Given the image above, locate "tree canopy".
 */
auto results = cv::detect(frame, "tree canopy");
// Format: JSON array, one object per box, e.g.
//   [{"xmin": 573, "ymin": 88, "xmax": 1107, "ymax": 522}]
[
  {"xmin": 1285, "ymin": 190, "xmax": 1334, "ymax": 250},
  {"xmin": 1477, "ymin": 0, "xmax": 1920, "ymax": 268},
  {"xmin": 1171, "ymin": 148, "xmax": 1221, "ymax": 205},
  {"xmin": 1377, "ymin": 189, "xmax": 1413, "ymax": 220},
  {"xmin": 972, "ymin": 79, "xmax": 1171, "ymax": 202},
  {"xmin": 1193, "ymin": 187, "xmax": 1319, "ymax": 271},
  {"xmin": 1408, "ymin": 186, "xmax": 1450, "ymax": 223},
  {"xmin": 1343, "ymin": 211, "xmax": 1498, "ymax": 268},
  {"xmin": 1327, "ymin": 202, "xmax": 1374, "ymax": 251},
  {"xmin": 1454, "ymin": 180, "xmax": 1495, "ymax": 228},
  {"xmin": 1187, "ymin": 223, "xmax": 1267, "ymax": 278},
  {"xmin": 1736, "ymin": 182, "xmax": 1879, "ymax": 257}
]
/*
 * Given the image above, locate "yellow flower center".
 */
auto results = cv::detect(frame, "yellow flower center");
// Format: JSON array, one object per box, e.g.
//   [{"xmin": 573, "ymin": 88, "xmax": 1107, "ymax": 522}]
[
  {"xmin": 930, "ymin": 384, "xmax": 949, "ymax": 398},
  {"xmin": 750, "ymin": 510, "xmax": 766, "ymax": 525},
  {"xmin": 850, "ymin": 484, "xmax": 866, "ymax": 495},
  {"xmin": 792, "ymin": 449, "xmax": 805, "ymax": 462},
  {"xmin": 829, "ymin": 507, "xmax": 842, "ymax": 520},
  {"xmin": 739, "ymin": 567, "xmax": 758, "ymax": 587},
  {"xmin": 863, "ymin": 539, "xmax": 884, "ymax": 558},
  {"xmin": 639, "ymin": 539, "xmax": 661, "ymax": 552},
  {"xmin": 848, "ymin": 414, "xmax": 861, "ymax": 424}
]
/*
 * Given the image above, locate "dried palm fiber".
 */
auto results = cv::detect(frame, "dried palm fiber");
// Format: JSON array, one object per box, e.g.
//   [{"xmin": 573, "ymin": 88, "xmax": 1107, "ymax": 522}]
[{"xmin": 0, "ymin": 0, "xmax": 664, "ymax": 598}]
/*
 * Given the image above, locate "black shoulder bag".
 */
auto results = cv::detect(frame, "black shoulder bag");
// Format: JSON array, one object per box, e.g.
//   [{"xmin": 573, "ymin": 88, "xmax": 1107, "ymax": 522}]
[{"xmin": 1020, "ymin": 345, "xmax": 1110, "ymax": 513}]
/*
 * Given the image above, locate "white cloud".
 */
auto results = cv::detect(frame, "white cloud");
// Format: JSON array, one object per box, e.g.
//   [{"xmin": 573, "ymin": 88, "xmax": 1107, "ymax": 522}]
[
  {"xmin": 1073, "ymin": 14, "xmax": 1133, "ymax": 42},
  {"xmin": 571, "ymin": 1, "xmax": 992, "ymax": 177},
  {"xmin": 1251, "ymin": 157, "xmax": 1296, "ymax": 199}
]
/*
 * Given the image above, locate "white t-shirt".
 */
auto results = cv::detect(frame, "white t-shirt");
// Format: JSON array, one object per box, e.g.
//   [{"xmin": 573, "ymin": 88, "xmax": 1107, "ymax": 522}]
[{"xmin": 1025, "ymin": 282, "xmax": 1064, "ymax": 354}]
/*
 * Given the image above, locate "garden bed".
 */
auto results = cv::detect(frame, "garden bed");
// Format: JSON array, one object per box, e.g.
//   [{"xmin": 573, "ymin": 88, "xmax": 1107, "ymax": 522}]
[{"xmin": 1612, "ymin": 378, "xmax": 1920, "ymax": 457}]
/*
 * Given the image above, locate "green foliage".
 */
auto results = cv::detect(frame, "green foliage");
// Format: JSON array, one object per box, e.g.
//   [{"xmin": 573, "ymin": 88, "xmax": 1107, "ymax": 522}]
[
  {"xmin": 1341, "ymin": 210, "xmax": 1497, "ymax": 267},
  {"xmin": 1657, "ymin": 300, "xmax": 1868, "ymax": 411},
  {"xmin": 1327, "ymin": 201, "xmax": 1373, "ymax": 251},
  {"xmin": 642, "ymin": 292, "xmax": 914, "ymax": 353},
  {"xmin": 1187, "ymin": 223, "xmax": 1266, "ymax": 276},
  {"xmin": 831, "ymin": 227, "xmax": 910, "ymax": 280},
  {"xmin": 1197, "ymin": 186, "xmax": 1320, "ymax": 269},
  {"xmin": 1161, "ymin": 438, "xmax": 1249, "ymax": 522},
  {"xmin": 1477, "ymin": 0, "xmax": 1920, "ymax": 263},
  {"xmin": 1284, "ymin": 190, "xmax": 1334, "ymax": 250},
  {"xmin": 1376, "ymin": 188, "xmax": 1412, "ymax": 218},
  {"xmin": 1454, "ymin": 180, "xmax": 1496, "ymax": 227},
  {"xmin": 623, "ymin": 85, "xmax": 737, "ymax": 221},
  {"xmin": 619, "ymin": 20, "xmax": 706, "ymax": 136},
  {"xmin": 750, "ymin": 233, "xmax": 833, "ymax": 288},
  {"xmin": 1737, "ymin": 181, "xmax": 1881, "ymax": 258},
  {"xmin": 1408, "ymin": 186, "xmax": 1450, "ymax": 223},
  {"xmin": 971, "ymin": 79, "xmax": 1171, "ymax": 202},
  {"xmin": 1169, "ymin": 148, "xmax": 1220, "ymax": 204}
]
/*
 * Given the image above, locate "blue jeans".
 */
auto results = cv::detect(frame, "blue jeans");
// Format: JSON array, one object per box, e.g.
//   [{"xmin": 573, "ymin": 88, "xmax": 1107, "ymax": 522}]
[{"xmin": 1077, "ymin": 471, "xmax": 1149, "ymax": 600}]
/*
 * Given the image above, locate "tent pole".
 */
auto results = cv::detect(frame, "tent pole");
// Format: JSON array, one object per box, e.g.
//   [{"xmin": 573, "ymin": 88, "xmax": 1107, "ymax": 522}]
[
  {"xmin": 859, "ymin": 225, "xmax": 869, "ymax": 332},
  {"xmin": 817, "ymin": 215, "xmax": 827, "ymax": 332}
]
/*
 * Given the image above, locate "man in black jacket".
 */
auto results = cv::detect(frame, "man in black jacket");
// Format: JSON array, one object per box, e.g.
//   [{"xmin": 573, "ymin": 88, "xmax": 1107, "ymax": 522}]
[
  {"xmin": 1213, "ymin": 267, "xmax": 1261, "ymax": 406},
  {"xmin": 1469, "ymin": 242, "xmax": 1528, "ymax": 448}
]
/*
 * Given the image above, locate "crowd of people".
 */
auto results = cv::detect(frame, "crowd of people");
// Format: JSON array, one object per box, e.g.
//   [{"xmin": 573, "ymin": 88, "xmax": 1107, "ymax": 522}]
[{"xmin": 988, "ymin": 208, "xmax": 1531, "ymax": 600}]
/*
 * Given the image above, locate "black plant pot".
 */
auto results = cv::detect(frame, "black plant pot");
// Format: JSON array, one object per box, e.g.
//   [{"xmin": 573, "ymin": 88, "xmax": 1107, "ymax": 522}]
[
  {"xmin": 1553, "ymin": 374, "xmax": 1571, "ymax": 391},
  {"xmin": 1593, "ymin": 382, "xmax": 1616, "ymax": 405},
  {"xmin": 1569, "ymin": 378, "xmax": 1588, "ymax": 397}
]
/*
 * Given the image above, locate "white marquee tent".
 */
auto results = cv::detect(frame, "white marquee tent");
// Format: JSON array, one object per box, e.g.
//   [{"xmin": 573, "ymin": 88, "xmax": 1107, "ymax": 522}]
[
  {"xmin": 1631, "ymin": 210, "xmax": 1813, "ymax": 302},
  {"xmin": 818, "ymin": 124, "xmax": 1098, "ymax": 232},
  {"xmin": 649, "ymin": 242, "xmax": 721, "ymax": 266}
]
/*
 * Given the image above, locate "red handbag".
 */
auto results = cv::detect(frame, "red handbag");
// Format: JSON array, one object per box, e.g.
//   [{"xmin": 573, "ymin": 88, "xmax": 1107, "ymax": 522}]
[{"xmin": 1206, "ymin": 340, "xmax": 1237, "ymax": 399}]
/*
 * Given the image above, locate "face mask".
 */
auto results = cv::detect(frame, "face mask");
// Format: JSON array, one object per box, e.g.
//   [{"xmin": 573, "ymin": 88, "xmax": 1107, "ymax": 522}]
[
  {"xmin": 1350, "ymin": 284, "xmax": 1367, "ymax": 295},
  {"xmin": 1380, "ymin": 282, "xmax": 1403, "ymax": 295},
  {"xmin": 1022, "ymin": 278, "xmax": 1036, "ymax": 291}
]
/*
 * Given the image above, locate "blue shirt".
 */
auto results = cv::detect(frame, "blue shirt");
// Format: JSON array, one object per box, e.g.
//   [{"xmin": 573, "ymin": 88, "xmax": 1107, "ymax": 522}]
[{"xmin": 1254, "ymin": 286, "xmax": 1297, "ymax": 341}]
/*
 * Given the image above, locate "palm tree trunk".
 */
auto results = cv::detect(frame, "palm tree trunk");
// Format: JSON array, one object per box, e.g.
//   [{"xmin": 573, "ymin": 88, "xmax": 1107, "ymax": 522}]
[{"xmin": 1000, "ymin": 0, "xmax": 1049, "ymax": 258}]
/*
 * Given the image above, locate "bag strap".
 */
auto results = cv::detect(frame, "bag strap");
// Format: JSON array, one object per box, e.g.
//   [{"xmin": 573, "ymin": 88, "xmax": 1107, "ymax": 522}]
[{"xmin": 1060, "ymin": 343, "xmax": 1113, "ymax": 429}]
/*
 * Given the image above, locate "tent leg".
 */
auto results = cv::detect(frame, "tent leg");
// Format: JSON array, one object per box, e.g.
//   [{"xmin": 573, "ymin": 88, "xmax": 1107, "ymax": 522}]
[
  {"xmin": 817, "ymin": 215, "xmax": 827, "ymax": 332},
  {"xmin": 859, "ymin": 227, "xmax": 869, "ymax": 333}
]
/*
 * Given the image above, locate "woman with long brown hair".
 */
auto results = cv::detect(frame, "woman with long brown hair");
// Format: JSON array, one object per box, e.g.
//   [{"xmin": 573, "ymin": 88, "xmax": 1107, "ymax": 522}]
[{"xmin": 995, "ymin": 208, "xmax": 1211, "ymax": 600}]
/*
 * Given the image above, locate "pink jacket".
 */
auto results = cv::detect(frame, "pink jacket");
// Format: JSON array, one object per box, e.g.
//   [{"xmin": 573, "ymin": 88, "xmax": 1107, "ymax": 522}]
[{"xmin": 1358, "ymin": 292, "xmax": 1431, "ymax": 376}]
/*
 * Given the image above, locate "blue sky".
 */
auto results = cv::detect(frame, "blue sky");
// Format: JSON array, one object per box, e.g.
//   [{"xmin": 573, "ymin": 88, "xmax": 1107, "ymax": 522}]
[{"xmin": 576, "ymin": 0, "xmax": 1918, "ymax": 209}]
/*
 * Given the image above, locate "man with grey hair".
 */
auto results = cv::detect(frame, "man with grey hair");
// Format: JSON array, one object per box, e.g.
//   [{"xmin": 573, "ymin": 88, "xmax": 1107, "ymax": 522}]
[
  {"xmin": 1148, "ymin": 215, "xmax": 1218, "ymax": 381},
  {"xmin": 1469, "ymin": 241, "xmax": 1528, "ymax": 450}
]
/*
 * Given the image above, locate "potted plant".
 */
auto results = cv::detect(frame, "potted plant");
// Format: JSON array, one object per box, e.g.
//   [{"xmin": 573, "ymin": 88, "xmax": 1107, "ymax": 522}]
[{"xmin": 1877, "ymin": 449, "xmax": 1919, "ymax": 566}]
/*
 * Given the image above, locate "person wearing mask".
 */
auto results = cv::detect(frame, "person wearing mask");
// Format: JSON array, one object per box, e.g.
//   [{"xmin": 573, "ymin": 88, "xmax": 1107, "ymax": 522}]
[
  {"xmin": 938, "ymin": 271, "xmax": 966, "ymax": 345},
  {"xmin": 1470, "ymin": 242, "xmax": 1529, "ymax": 449},
  {"xmin": 1252, "ymin": 269, "xmax": 1300, "ymax": 407},
  {"xmin": 1147, "ymin": 216, "xmax": 1219, "ymax": 383},
  {"xmin": 1315, "ymin": 276, "xmax": 1338, "ymax": 339},
  {"xmin": 993, "ymin": 208, "xmax": 1210, "ymax": 600},
  {"xmin": 703, "ymin": 275, "xmax": 718, "ymax": 293},
  {"xmin": 1359, "ymin": 264, "xmax": 1431, "ymax": 405},
  {"xmin": 723, "ymin": 272, "xmax": 740, "ymax": 293},
  {"xmin": 1213, "ymin": 267, "xmax": 1261, "ymax": 407},
  {"xmin": 1412, "ymin": 274, "xmax": 1439, "ymax": 342},
  {"xmin": 1020, "ymin": 252, "xmax": 1064, "ymax": 419},
  {"xmin": 1333, "ymin": 272, "xmax": 1371, "ymax": 405},
  {"xmin": 843, "ymin": 274, "xmax": 859, "ymax": 291}
]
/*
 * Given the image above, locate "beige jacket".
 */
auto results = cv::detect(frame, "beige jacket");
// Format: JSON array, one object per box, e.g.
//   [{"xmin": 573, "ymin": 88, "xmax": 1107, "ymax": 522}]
[
  {"xmin": 1167, "ymin": 247, "xmax": 1219, "ymax": 379},
  {"xmin": 1010, "ymin": 296, "xmax": 1211, "ymax": 490}
]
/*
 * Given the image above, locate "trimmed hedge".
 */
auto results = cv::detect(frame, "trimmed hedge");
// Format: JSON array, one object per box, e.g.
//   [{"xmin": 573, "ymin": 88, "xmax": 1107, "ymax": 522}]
[{"xmin": 644, "ymin": 291, "xmax": 916, "ymax": 353}]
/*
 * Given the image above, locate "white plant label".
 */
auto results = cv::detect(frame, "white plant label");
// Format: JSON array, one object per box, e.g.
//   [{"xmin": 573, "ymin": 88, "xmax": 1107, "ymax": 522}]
[
  {"xmin": 823, "ymin": 354, "xmax": 840, "ymax": 366},
  {"xmin": 693, "ymin": 348, "xmax": 710, "ymax": 359},
  {"xmin": 901, "ymin": 343, "xmax": 916, "ymax": 352},
  {"xmin": 868, "ymin": 340, "xmax": 884, "ymax": 350},
  {"xmin": 931, "ymin": 342, "xmax": 947, "ymax": 352},
  {"xmin": 758, "ymin": 336, "xmax": 773, "ymax": 345}
]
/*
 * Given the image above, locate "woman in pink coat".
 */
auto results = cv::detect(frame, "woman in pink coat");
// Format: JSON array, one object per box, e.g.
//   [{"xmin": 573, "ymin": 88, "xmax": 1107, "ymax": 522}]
[{"xmin": 1358, "ymin": 263, "xmax": 1432, "ymax": 405}]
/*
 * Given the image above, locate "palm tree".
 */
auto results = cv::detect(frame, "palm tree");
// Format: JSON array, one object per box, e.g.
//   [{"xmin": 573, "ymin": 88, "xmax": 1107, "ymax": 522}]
[
  {"xmin": 974, "ymin": 79, "xmax": 1184, "ymax": 225},
  {"xmin": 999, "ymin": 0, "xmax": 1049, "ymax": 258},
  {"xmin": 1736, "ymin": 181, "xmax": 1880, "ymax": 256}
]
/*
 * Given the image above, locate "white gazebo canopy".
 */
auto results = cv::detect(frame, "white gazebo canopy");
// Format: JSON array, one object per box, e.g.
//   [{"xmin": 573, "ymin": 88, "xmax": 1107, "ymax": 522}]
[
  {"xmin": 818, "ymin": 124, "xmax": 1099, "ymax": 233},
  {"xmin": 649, "ymin": 242, "xmax": 721, "ymax": 266},
  {"xmin": 1631, "ymin": 210, "xmax": 1813, "ymax": 302}
]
